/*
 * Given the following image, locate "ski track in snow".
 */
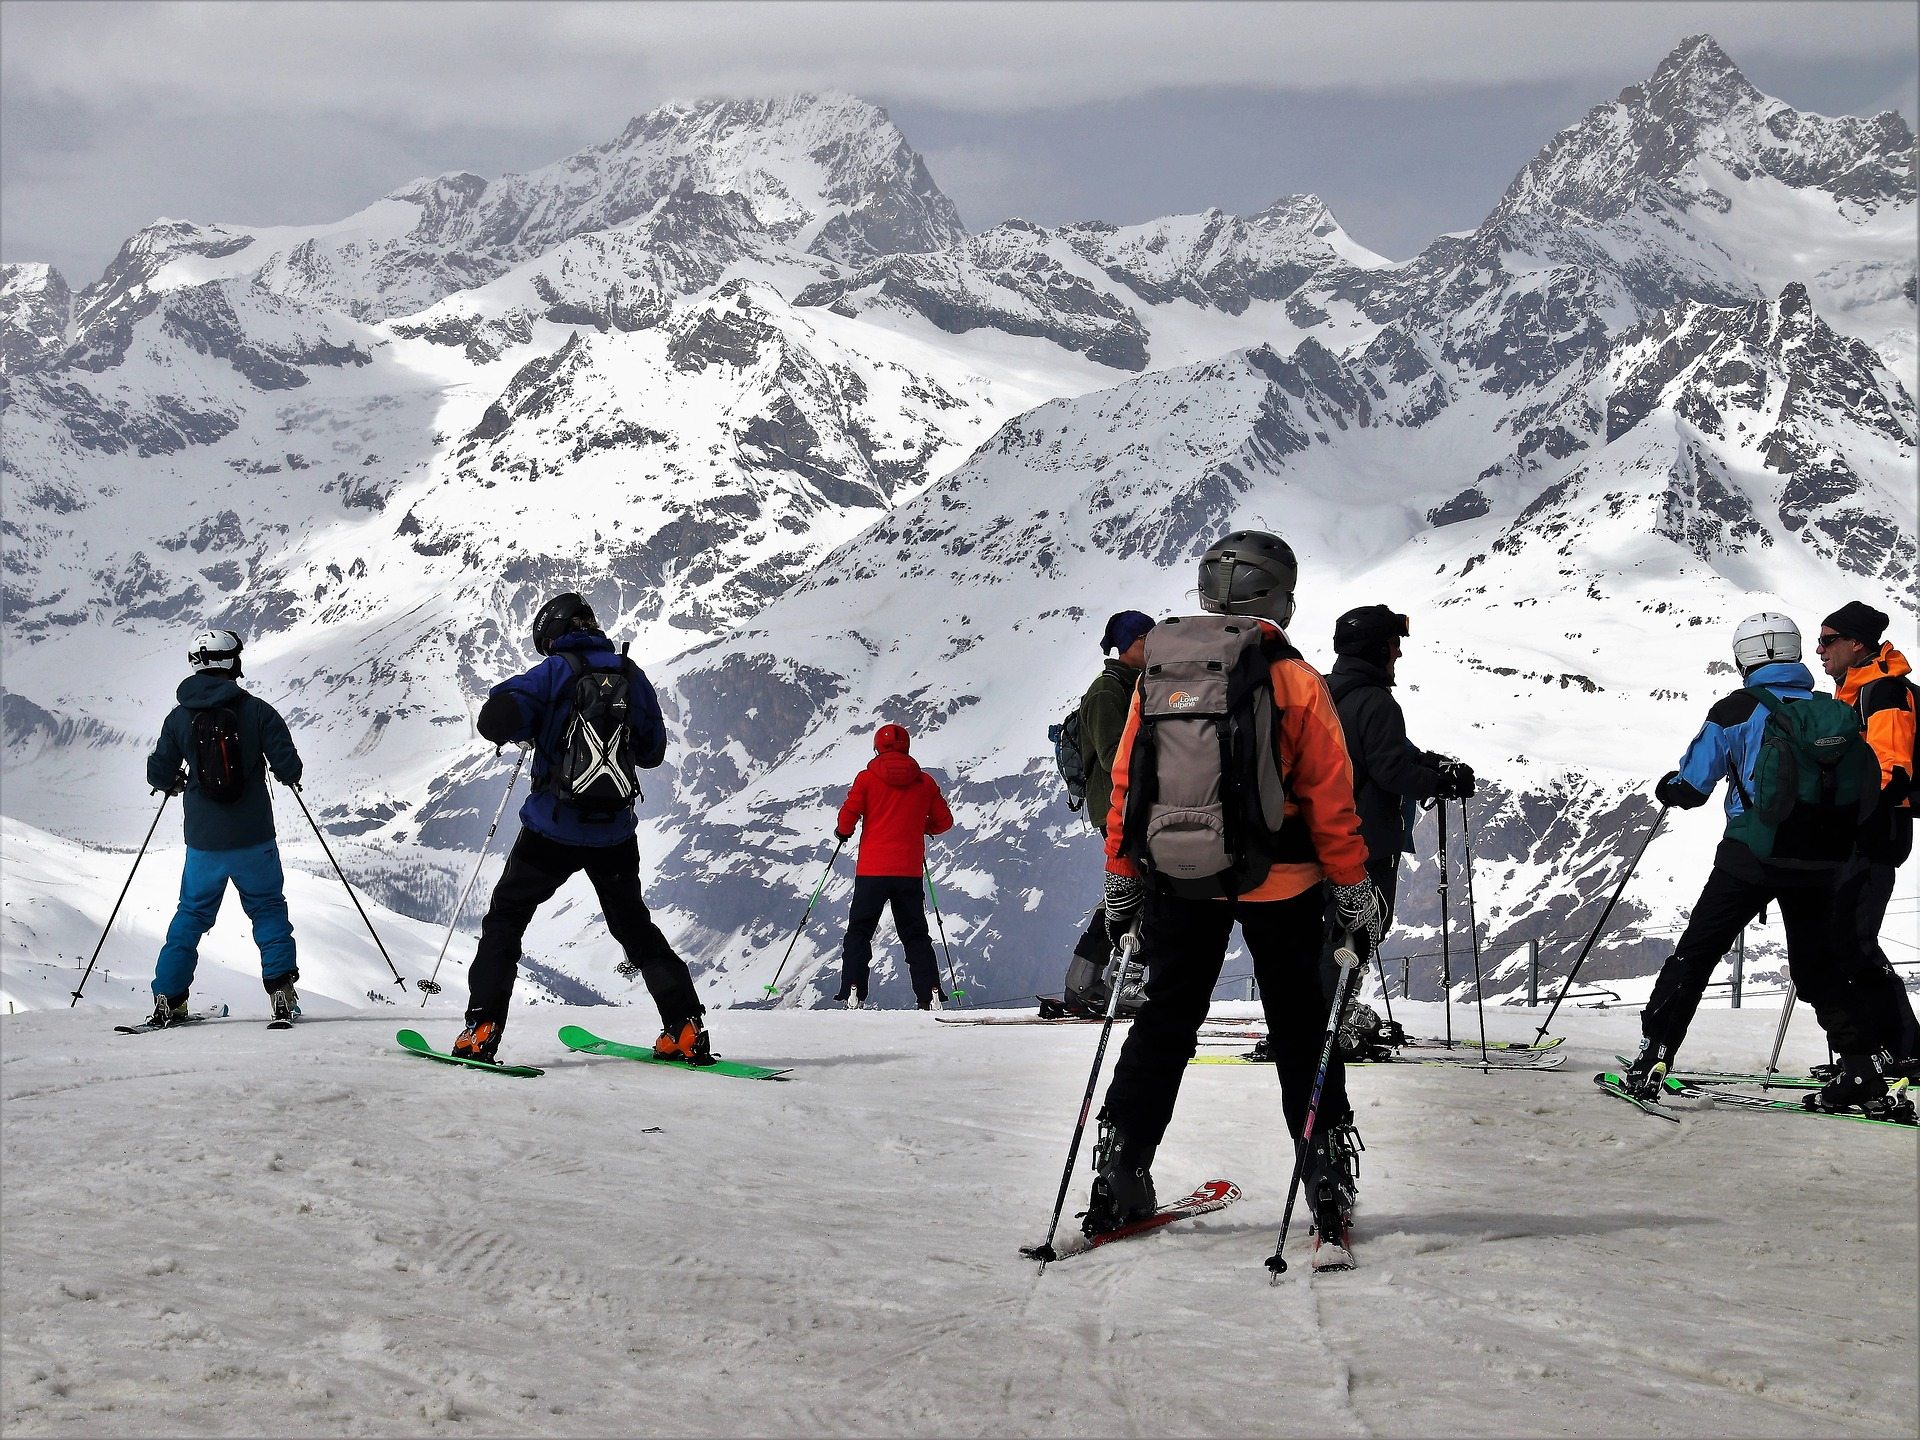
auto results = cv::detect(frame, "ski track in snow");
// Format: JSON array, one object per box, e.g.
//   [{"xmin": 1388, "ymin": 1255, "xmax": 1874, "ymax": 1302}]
[{"xmin": 2, "ymin": 999, "xmax": 1914, "ymax": 1438}]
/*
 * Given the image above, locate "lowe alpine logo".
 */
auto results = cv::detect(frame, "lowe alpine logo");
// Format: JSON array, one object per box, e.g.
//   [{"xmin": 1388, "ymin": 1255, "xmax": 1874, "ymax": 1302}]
[{"xmin": 1168, "ymin": 691, "xmax": 1201, "ymax": 711}]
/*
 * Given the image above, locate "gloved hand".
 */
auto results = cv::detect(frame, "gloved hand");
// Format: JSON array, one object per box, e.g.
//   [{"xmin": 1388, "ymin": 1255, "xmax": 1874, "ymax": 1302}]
[
  {"xmin": 1329, "ymin": 877, "xmax": 1386, "ymax": 949},
  {"xmin": 833, "ymin": 830, "xmax": 853, "ymax": 844},
  {"xmin": 1102, "ymin": 873, "xmax": 1145, "ymax": 940},
  {"xmin": 156, "ymin": 776, "xmax": 187, "ymax": 798},
  {"xmin": 1434, "ymin": 757, "xmax": 1476, "ymax": 800},
  {"xmin": 1654, "ymin": 770, "xmax": 1707, "ymax": 810}
]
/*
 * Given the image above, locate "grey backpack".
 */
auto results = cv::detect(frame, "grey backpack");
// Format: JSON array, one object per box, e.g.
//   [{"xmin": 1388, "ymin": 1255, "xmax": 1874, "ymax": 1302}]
[{"xmin": 1118, "ymin": 615, "xmax": 1310, "ymax": 897}]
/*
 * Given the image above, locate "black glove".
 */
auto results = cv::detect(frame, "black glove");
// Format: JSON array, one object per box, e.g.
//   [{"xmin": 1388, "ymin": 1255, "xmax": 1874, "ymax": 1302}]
[
  {"xmin": 1434, "ymin": 757, "xmax": 1476, "ymax": 800},
  {"xmin": 1102, "ymin": 873, "xmax": 1145, "ymax": 941},
  {"xmin": 1654, "ymin": 770, "xmax": 1707, "ymax": 809},
  {"xmin": 156, "ymin": 776, "xmax": 187, "ymax": 798},
  {"xmin": 834, "ymin": 830, "xmax": 852, "ymax": 844},
  {"xmin": 1330, "ymin": 878, "xmax": 1386, "ymax": 948}
]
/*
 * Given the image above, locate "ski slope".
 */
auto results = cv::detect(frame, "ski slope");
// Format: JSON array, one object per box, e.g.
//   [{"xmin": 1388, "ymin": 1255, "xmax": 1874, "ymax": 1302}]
[{"xmin": 2, "ymin": 997, "xmax": 1913, "ymax": 1438}]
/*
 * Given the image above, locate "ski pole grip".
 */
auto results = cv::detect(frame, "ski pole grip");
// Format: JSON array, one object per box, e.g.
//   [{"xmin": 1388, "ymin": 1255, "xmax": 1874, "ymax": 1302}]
[{"xmin": 1332, "ymin": 928, "xmax": 1361, "ymax": 970}]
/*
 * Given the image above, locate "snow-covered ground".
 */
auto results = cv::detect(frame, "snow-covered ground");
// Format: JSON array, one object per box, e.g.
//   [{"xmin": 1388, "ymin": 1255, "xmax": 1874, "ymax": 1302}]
[{"xmin": 2, "ymin": 995, "xmax": 1913, "ymax": 1438}]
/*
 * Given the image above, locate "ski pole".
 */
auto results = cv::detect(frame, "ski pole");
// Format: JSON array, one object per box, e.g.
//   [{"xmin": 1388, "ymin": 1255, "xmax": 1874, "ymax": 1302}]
[
  {"xmin": 1460, "ymin": 798, "xmax": 1490, "ymax": 1066},
  {"xmin": 925, "ymin": 863, "xmax": 965, "ymax": 1001},
  {"xmin": 70, "ymin": 790, "xmax": 172, "ymax": 1007},
  {"xmin": 1532, "ymin": 805, "xmax": 1668, "ymax": 1044},
  {"xmin": 286, "ymin": 782, "xmax": 407, "ymax": 990},
  {"xmin": 419, "ymin": 747, "xmax": 526, "ymax": 1003},
  {"xmin": 1265, "ymin": 927, "xmax": 1362, "ymax": 1282},
  {"xmin": 1027, "ymin": 922, "xmax": 1141, "ymax": 1271},
  {"xmin": 1765, "ymin": 981, "xmax": 1797, "ymax": 1082},
  {"xmin": 1435, "ymin": 798, "xmax": 1453, "ymax": 1048},
  {"xmin": 763, "ymin": 837, "xmax": 844, "ymax": 1000}
]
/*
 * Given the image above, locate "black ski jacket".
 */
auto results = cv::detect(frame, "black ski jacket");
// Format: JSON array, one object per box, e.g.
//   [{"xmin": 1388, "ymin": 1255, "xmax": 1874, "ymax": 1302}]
[
  {"xmin": 1327, "ymin": 655, "xmax": 1441, "ymax": 877},
  {"xmin": 147, "ymin": 673, "xmax": 303, "ymax": 851}
]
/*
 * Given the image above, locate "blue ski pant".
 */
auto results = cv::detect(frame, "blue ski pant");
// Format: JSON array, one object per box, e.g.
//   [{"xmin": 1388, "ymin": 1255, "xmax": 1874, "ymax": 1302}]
[{"xmin": 153, "ymin": 841, "xmax": 297, "ymax": 998}]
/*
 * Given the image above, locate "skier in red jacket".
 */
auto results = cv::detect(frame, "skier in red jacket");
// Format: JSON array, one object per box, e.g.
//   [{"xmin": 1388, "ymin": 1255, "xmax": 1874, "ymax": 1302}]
[{"xmin": 833, "ymin": 724, "xmax": 956, "ymax": 1008}]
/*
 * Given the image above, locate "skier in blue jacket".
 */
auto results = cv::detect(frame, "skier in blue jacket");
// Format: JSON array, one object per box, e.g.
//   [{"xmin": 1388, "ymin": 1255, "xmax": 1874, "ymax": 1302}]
[
  {"xmin": 1625, "ymin": 613, "xmax": 1896, "ymax": 1117},
  {"xmin": 452, "ymin": 593, "xmax": 708, "ymax": 1065},
  {"xmin": 144, "ymin": 629, "xmax": 304, "ymax": 1026}
]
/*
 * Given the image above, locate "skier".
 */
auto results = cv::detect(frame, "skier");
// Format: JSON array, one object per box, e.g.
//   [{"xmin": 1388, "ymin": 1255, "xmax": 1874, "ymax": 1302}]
[
  {"xmin": 1058, "ymin": 610, "xmax": 1154, "ymax": 1018},
  {"xmin": 143, "ymin": 629, "xmax": 304, "ymax": 1025},
  {"xmin": 1322, "ymin": 604, "xmax": 1474, "ymax": 1056},
  {"xmin": 1086, "ymin": 530, "xmax": 1380, "ymax": 1265},
  {"xmin": 1815, "ymin": 601, "xmax": 1919, "ymax": 1077},
  {"xmin": 831, "ymin": 724, "xmax": 955, "ymax": 1009},
  {"xmin": 452, "ymin": 593, "xmax": 709, "ymax": 1065},
  {"xmin": 1627, "ymin": 613, "xmax": 1897, "ymax": 1116}
]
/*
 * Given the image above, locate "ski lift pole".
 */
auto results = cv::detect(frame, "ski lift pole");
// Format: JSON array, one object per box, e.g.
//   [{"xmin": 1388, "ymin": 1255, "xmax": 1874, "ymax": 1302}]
[
  {"xmin": 1532, "ymin": 806, "xmax": 1668, "ymax": 1044},
  {"xmin": 763, "ymin": 837, "xmax": 844, "ymax": 1000},
  {"xmin": 70, "ymin": 790, "xmax": 172, "ymax": 1006},
  {"xmin": 419, "ymin": 747, "xmax": 526, "ymax": 1004},
  {"xmin": 925, "ymin": 863, "xmax": 965, "ymax": 1000},
  {"xmin": 1460, "ymin": 797, "xmax": 1490, "ymax": 1065},
  {"xmin": 286, "ymin": 781, "xmax": 407, "ymax": 991}
]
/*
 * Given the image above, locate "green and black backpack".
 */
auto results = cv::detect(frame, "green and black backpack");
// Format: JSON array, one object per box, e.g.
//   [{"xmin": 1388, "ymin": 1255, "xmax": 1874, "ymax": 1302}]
[{"xmin": 1726, "ymin": 687, "xmax": 1878, "ymax": 866}]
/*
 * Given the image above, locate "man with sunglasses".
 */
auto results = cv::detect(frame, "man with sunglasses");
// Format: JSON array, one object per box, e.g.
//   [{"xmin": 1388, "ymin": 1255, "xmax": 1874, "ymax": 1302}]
[{"xmin": 1815, "ymin": 602, "xmax": 1919, "ymax": 1079}]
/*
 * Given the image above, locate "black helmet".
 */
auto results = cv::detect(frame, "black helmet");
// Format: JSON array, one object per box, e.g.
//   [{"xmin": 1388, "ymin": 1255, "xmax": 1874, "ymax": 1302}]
[
  {"xmin": 1334, "ymin": 605, "xmax": 1409, "ymax": 661},
  {"xmin": 1197, "ymin": 531, "xmax": 1297, "ymax": 627},
  {"xmin": 531, "ymin": 592, "xmax": 598, "ymax": 656}
]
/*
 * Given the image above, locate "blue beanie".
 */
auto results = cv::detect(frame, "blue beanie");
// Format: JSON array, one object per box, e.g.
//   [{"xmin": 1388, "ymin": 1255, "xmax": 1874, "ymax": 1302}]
[{"xmin": 1101, "ymin": 610, "xmax": 1156, "ymax": 654}]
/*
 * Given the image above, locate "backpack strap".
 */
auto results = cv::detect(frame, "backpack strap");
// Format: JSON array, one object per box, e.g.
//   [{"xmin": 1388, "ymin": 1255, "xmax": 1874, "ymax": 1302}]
[{"xmin": 1727, "ymin": 685, "xmax": 1791, "ymax": 810}]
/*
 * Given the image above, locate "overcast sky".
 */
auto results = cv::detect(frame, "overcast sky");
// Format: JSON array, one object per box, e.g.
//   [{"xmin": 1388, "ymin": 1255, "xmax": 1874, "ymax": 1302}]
[{"xmin": 3, "ymin": 1, "xmax": 1915, "ymax": 285}]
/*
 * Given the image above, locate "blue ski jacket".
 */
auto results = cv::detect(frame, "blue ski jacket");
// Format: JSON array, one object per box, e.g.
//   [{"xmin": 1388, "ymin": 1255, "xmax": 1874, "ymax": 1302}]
[
  {"xmin": 1671, "ymin": 660, "xmax": 1819, "ymax": 827},
  {"xmin": 478, "ymin": 631, "xmax": 666, "ymax": 847}
]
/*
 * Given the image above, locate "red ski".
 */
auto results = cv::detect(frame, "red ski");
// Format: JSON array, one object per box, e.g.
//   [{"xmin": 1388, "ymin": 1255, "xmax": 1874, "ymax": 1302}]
[{"xmin": 1022, "ymin": 1179, "xmax": 1242, "ymax": 1262}]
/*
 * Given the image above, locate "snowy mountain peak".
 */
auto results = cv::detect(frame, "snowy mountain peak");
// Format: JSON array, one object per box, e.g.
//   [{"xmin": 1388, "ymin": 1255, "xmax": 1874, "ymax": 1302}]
[
  {"xmin": 0, "ymin": 262, "xmax": 74, "ymax": 374},
  {"xmin": 1494, "ymin": 33, "xmax": 1916, "ymax": 227}
]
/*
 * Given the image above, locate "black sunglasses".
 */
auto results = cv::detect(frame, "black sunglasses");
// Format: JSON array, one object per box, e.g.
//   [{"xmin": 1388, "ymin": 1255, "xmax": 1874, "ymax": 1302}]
[{"xmin": 1815, "ymin": 633, "xmax": 1850, "ymax": 648}]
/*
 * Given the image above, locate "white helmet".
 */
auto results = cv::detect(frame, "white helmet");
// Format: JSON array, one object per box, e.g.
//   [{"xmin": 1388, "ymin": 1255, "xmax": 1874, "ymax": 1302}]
[
  {"xmin": 1731, "ymin": 612, "xmax": 1800, "ymax": 675},
  {"xmin": 188, "ymin": 629, "xmax": 243, "ymax": 675}
]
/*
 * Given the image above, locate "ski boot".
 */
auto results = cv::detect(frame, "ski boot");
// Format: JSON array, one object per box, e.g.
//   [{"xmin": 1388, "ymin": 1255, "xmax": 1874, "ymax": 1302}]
[
  {"xmin": 147, "ymin": 993, "xmax": 190, "ymax": 1028},
  {"xmin": 1336, "ymin": 1002, "xmax": 1400, "ymax": 1063},
  {"xmin": 1803, "ymin": 1054, "xmax": 1911, "ymax": 1118},
  {"xmin": 1081, "ymin": 1110, "xmax": 1157, "ymax": 1238},
  {"xmin": 267, "ymin": 980, "xmax": 300, "ymax": 1027},
  {"xmin": 452, "ymin": 1017, "xmax": 505, "ymax": 1064},
  {"xmin": 1247, "ymin": 1036, "xmax": 1274, "ymax": 1064},
  {"xmin": 1306, "ymin": 1120, "xmax": 1361, "ymax": 1271},
  {"xmin": 1620, "ymin": 1038, "xmax": 1672, "ymax": 1100},
  {"xmin": 654, "ymin": 1016, "xmax": 715, "ymax": 1066}
]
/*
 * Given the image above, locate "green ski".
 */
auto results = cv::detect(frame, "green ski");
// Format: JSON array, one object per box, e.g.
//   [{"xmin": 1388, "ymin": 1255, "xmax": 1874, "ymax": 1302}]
[
  {"xmin": 1593, "ymin": 1070, "xmax": 1680, "ymax": 1122},
  {"xmin": 1662, "ymin": 1075, "xmax": 1916, "ymax": 1128},
  {"xmin": 557, "ymin": 1025, "xmax": 791, "ymax": 1080},
  {"xmin": 1614, "ymin": 1056, "xmax": 1819, "ymax": 1090},
  {"xmin": 397, "ymin": 1028, "xmax": 543, "ymax": 1077}
]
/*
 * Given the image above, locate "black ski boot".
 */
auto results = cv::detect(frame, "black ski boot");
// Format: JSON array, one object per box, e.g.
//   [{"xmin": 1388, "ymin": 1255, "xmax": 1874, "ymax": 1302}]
[
  {"xmin": 1082, "ymin": 1110, "xmax": 1157, "ymax": 1238},
  {"xmin": 1620, "ymin": 1038, "xmax": 1672, "ymax": 1100},
  {"xmin": 267, "ymin": 980, "xmax": 299, "ymax": 1028},
  {"xmin": 147, "ymin": 993, "xmax": 190, "ymax": 1028},
  {"xmin": 1805, "ymin": 1055, "xmax": 1896, "ymax": 1114},
  {"xmin": 1247, "ymin": 1036, "xmax": 1274, "ymax": 1064},
  {"xmin": 1306, "ymin": 1120, "xmax": 1362, "ymax": 1272}
]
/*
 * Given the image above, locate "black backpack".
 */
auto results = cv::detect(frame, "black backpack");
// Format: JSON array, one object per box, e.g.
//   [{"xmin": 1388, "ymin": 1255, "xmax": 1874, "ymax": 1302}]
[
  {"xmin": 549, "ymin": 651, "xmax": 642, "ymax": 820},
  {"xmin": 1118, "ymin": 615, "xmax": 1313, "ymax": 897},
  {"xmin": 191, "ymin": 706, "xmax": 247, "ymax": 803},
  {"xmin": 1047, "ymin": 709, "xmax": 1087, "ymax": 814}
]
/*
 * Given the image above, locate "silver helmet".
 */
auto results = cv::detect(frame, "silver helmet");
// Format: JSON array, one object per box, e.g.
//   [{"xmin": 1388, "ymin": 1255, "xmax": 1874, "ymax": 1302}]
[
  {"xmin": 1731, "ymin": 612, "xmax": 1800, "ymax": 675},
  {"xmin": 1197, "ymin": 531, "xmax": 1298, "ymax": 628},
  {"xmin": 187, "ymin": 628, "xmax": 243, "ymax": 675}
]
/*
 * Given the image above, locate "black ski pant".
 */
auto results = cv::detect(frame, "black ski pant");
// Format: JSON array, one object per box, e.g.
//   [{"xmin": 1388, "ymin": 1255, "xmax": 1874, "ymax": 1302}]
[
  {"xmin": 839, "ymin": 874, "xmax": 942, "ymax": 1005},
  {"xmin": 466, "ymin": 828, "xmax": 701, "ymax": 1028},
  {"xmin": 1641, "ymin": 847, "xmax": 1874, "ymax": 1058},
  {"xmin": 1104, "ymin": 884, "xmax": 1347, "ymax": 1154},
  {"xmin": 1835, "ymin": 856, "xmax": 1920, "ymax": 1060}
]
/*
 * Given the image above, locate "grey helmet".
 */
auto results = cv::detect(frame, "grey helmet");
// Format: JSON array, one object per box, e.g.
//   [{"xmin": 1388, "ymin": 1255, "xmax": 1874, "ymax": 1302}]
[
  {"xmin": 531, "ymin": 592, "xmax": 599, "ymax": 656},
  {"xmin": 188, "ymin": 628, "xmax": 243, "ymax": 675},
  {"xmin": 1197, "ymin": 531, "xmax": 1298, "ymax": 628},
  {"xmin": 1731, "ymin": 612, "xmax": 1800, "ymax": 676}
]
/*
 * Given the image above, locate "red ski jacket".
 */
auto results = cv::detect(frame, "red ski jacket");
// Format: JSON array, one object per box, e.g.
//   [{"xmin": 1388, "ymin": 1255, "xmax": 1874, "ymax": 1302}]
[{"xmin": 837, "ymin": 749, "xmax": 955, "ymax": 877}]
